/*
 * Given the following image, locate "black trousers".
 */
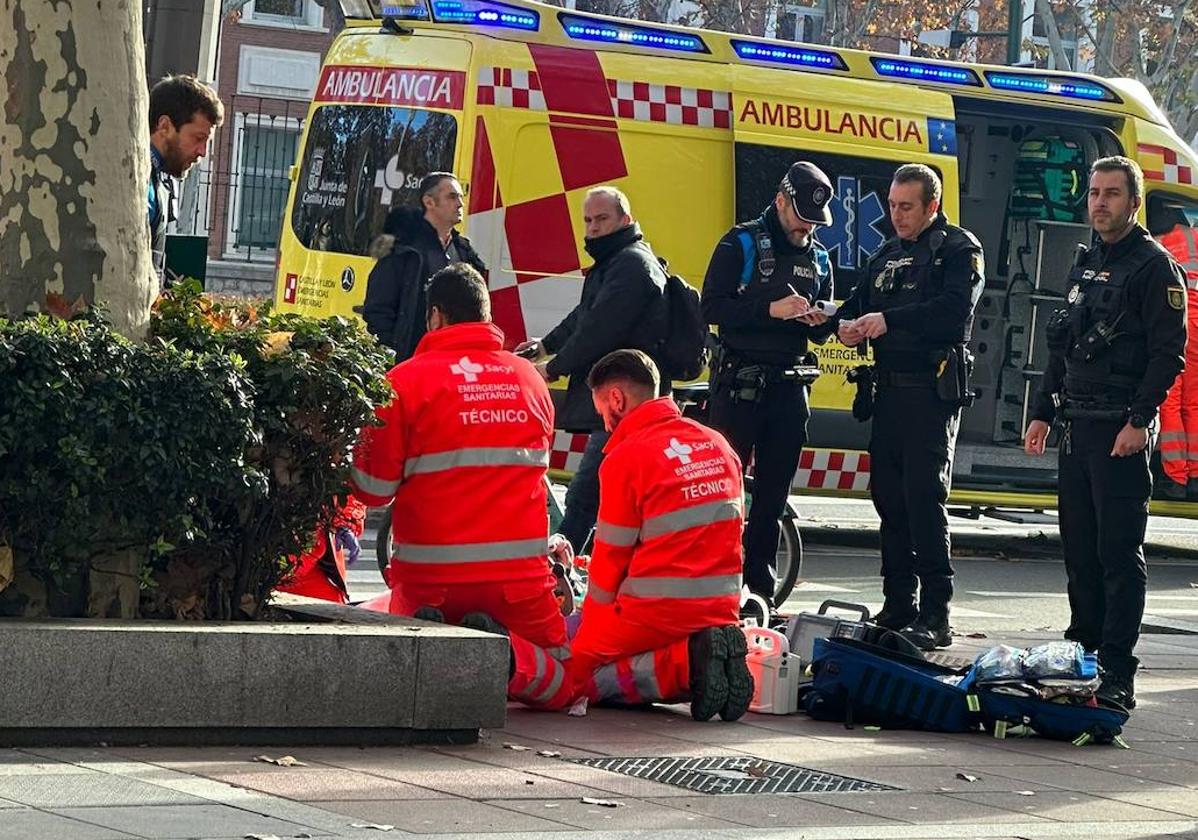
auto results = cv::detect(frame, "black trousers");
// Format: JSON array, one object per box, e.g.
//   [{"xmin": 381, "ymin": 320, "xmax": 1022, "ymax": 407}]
[
  {"xmin": 868, "ymin": 385, "xmax": 960, "ymax": 620},
  {"xmin": 1058, "ymin": 418, "xmax": 1150, "ymax": 679},
  {"xmin": 709, "ymin": 379, "xmax": 809, "ymax": 602}
]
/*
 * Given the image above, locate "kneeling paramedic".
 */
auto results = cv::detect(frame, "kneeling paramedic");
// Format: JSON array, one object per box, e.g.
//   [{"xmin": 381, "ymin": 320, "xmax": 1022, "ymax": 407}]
[
  {"xmin": 567, "ymin": 350, "xmax": 753, "ymax": 721},
  {"xmin": 837, "ymin": 163, "xmax": 984, "ymax": 651},
  {"xmin": 700, "ymin": 161, "xmax": 836, "ymax": 610},
  {"xmin": 351, "ymin": 263, "xmax": 573, "ymax": 710}
]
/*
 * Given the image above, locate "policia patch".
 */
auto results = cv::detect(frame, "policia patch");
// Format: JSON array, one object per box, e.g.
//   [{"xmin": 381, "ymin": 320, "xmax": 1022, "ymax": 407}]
[{"xmin": 1168, "ymin": 286, "xmax": 1185, "ymax": 311}]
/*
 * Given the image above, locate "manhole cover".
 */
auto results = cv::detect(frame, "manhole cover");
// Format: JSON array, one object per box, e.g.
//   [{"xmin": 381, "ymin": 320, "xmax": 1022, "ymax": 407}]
[{"xmin": 569, "ymin": 755, "xmax": 898, "ymax": 795}]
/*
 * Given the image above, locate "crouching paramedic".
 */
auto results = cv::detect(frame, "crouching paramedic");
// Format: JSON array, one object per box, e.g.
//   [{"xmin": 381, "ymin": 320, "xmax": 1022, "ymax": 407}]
[
  {"xmin": 567, "ymin": 350, "xmax": 754, "ymax": 722},
  {"xmin": 350, "ymin": 263, "xmax": 573, "ymax": 710}
]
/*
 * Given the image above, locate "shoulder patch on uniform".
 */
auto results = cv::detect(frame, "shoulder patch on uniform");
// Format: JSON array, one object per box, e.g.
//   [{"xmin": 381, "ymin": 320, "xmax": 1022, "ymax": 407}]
[{"xmin": 1168, "ymin": 286, "xmax": 1185, "ymax": 311}]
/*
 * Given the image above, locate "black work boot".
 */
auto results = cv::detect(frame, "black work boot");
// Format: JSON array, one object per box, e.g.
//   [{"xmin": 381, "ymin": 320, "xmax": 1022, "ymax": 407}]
[
  {"xmin": 874, "ymin": 604, "xmax": 918, "ymax": 631},
  {"xmin": 875, "ymin": 578, "xmax": 917, "ymax": 631},
  {"xmin": 1096, "ymin": 671, "xmax": 1136, "ymax": 710},
  {"xmin": 413, "ymin": 606, "xmax": 445, "ymax": 623},
  {"xmin": 901, "ymin": 613, "xmax": 952, "ymax": 651},
  {"xmin": 688, "ymin": 627, "xmax": 731, "ymax": 722},
  {"xmin": 719, "ymin": 626, "xmax": 754, "ymax": 722},
  {"xmin": 1188, "ymin": 478, "xmax": 1198, "ymax": 501},
  {"xmin": 459, "ymin": 611, "xmax": 508, "ymax": 636}
]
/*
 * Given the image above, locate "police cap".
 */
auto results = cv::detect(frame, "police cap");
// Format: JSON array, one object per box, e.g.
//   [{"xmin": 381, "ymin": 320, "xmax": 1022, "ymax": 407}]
[{"xmin": 780, "ymin": 161, "xmax": 834, "ymax": 226}]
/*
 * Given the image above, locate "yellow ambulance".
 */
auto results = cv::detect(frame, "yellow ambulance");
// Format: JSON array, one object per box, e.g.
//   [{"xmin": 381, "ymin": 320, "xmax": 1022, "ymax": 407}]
[{"xmin": 275, "ymin": 0, "xmax": 1198, "ymax": 516}]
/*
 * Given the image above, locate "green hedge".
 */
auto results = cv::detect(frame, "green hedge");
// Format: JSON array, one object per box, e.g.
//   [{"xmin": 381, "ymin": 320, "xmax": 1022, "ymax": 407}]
[{"xmin": 0, "ymin": 285, "xmax": 393, "ymax": 619}]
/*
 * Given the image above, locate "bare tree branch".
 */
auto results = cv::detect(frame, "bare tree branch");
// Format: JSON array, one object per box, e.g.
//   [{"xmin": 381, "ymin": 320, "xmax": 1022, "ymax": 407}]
[{"xmin": 1034, "ymin": 0, "xmax": 1073, "ymax": 69}]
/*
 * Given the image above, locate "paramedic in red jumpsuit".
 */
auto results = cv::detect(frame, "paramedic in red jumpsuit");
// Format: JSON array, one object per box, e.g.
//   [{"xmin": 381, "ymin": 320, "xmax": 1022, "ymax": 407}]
[
  {"xmin": 1156, "ymin": 214, "xmax": 1198, "ymax": 499},
  {"xmin": 276, "ymin": 495, "xmax": 367, "ymax": 603},
  {"xmin": 567, "ymin": 349, "xmax": 754, "ymax": 721},
  {"xmin": 351, "ymin": 263, "xmax": 573, "ymax": 710}
]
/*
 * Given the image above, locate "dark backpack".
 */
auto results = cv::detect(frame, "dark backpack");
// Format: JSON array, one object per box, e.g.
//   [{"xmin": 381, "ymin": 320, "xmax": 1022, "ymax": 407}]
[{"xmin": 658, "ymin": 260, "xmax": 709, "ymax": 381}]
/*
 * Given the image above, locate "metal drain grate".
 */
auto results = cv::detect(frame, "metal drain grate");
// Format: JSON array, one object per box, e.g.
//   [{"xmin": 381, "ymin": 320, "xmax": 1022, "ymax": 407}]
[{"xmin": 569, "ymin": 755, "xmax": 898, "ymax": 795}]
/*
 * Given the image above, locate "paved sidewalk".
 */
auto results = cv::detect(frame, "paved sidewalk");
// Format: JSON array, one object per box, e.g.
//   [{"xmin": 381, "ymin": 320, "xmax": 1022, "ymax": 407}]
[{"xmin": 2, "ymin": 632, "xmax": 1196, "ymax": 840}]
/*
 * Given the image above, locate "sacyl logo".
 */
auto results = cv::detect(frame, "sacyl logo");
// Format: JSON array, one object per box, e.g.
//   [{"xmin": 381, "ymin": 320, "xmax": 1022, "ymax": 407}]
[
  {"xmin": 451, "ymin": 356, "xmax": 485, "ymax": 382},
  {"xmin": 664, "ymin": 438, "xmax": 694, "ymax": 465}
]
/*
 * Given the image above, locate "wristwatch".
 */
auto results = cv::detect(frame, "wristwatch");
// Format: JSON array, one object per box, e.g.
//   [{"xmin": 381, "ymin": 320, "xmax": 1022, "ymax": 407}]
[{"xmin": 1128, "ymin": 412, "xmax": 1149, "ymax": 429}]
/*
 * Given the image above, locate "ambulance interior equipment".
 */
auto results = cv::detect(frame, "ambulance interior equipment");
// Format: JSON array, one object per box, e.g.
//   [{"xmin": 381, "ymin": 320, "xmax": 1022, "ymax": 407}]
[{"xmin": 950, "ymin": 111, "xmax": 1119, "ymax": 490}]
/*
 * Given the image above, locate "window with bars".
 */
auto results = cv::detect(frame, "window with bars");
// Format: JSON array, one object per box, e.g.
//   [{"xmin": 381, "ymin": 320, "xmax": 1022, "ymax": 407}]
[
  {"xmin": 233, "ymin": 119, "xmax": 301, "ymax": 253},
  {"xmin": 775, "ymin": 1, "xmax": 825, "ymax": 43}
]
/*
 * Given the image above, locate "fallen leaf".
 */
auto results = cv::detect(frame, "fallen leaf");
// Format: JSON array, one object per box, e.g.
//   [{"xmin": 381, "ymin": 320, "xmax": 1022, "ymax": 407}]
[
  {"xmin": 0, "ymin": 546, "xmax": 12, "ymax": 594},
  {"xmin": 537, "ymin": 750, "xmax": 562, "ymax": 758},
  {"xmin": 253, "ymin": 755, "xmax": 305, "ymax": 767},
  {"xmin": 965, "ymin": 632, "xmax": 988, "ymax": 639},
  {"xmin": 244, "ymin": 835, "xmax": 281, "ymax": 840},
  {"xmin": 706, "ymin": 769, "xmax": 751, "ymax": 780},
  {"xmin": 350, "ymin": 824, "xmax": 395, "ymax": 831},
  {"xmin": 260, "ymin": 331, "xmax": 295, "ymax": 358},
  {"xmin": 1016, "ymin": 790, "xmax": 1036, "ymax": 796},
  {"xmin": 581, "ymin": 796, "xmax": 623, "ymax": 807},
  {"xmin": 746, "ymin": 765, "xmax": 767, "ymax": 778},
  {"xmin": 503, "ymin": 743, "xmax": 530, "ymax": 751},
  {"xmin": 955, "ymin": 773, "xmax": 979, "ymax": 783},
  {"xmin": 525, "ymin": 780, "xmax": 535, "ymax": 785}
]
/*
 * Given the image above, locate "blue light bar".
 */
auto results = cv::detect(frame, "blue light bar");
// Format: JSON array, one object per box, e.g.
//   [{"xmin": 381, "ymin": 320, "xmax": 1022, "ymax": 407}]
[
  {"xmin": 381, "ymin": 1, "xmax": 429, "ymax": 19},
  {"xmin": 558, "ymin": 13, "xmax": 709, "ymax": 53},
  {"xmin": 985, "ymin": 72, "xmax": 1118, "ymax": 102},
  {"xmin": 871, "ymin": 57, "xmax": 981, "ymax": 87},
  {"xmin": 431, "ymin": 0, "xmax": 538, "ymax": 30},
  {"xmin": 731, "ymin": 39, "xmax": 847, "ymax": 72}
]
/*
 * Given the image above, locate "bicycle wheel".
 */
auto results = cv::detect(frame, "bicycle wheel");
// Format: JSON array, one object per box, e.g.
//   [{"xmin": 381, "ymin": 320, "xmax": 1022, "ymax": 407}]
[
  {"xmin": 773, "ymin": 512, "xmax": 802, "ymax": 607},
  {"xmin": 375, "ymin": 505, "xmax": 393, "ymax": 576}
]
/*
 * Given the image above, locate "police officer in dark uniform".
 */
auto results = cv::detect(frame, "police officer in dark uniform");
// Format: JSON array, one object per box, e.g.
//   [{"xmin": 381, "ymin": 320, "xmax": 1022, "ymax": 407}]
[
  {"xmin": 1025, "ymin": 156, "xmax": 1186, "ymax": 709},
  {"xmin": 837, "ymin": 163, "xmax": 984, "ymax": 650},
  {"xmin": 701, "ymin": 162, "xmax": 836, "ymax": 608}
]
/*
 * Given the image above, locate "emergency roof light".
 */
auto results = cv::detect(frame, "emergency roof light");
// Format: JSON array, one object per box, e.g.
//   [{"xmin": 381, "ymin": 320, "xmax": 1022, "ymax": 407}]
[
  {"xmin": 871, "ymin": 57, "xmax": 982, "ymax": 87},
  {"xmin": 431, "ymin": 0, "xmax": 538, "ymax": 30},
  {"xmin": 558, "ymin": 12, "xmax": 710, "ymax": 54},
  {"xmin": 985, "ymin": 71, "xmax": 1119, "ymax": 102},
  {"xmin": 380, "ymin": 0, "xmax": 430, "ymax": 19},
  {"xmin": 731, "ymin": 39, "xmax": 847, "ymax": 72}
]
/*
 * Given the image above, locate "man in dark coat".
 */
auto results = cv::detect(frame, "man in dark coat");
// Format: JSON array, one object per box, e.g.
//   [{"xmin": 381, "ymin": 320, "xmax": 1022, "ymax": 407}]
[
  {"xmin": 516, "ymin": 186, "xmax": 669, "ymax": 553},
  {"xmin": 362, "ymin": 172, "xmax": 487, "ymax": 361}
]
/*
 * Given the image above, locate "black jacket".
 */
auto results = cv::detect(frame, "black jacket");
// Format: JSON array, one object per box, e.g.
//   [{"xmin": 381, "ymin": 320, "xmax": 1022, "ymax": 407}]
[
  {"xmin": 543, "ymin": 224, "xmax": 669, "ymax": 432},
  {"xmin": 361, "ymin": 207, "xmax": 486, "ymax": 361},
  {"xmin": 1033, "ymin": 224, "xmax": 1186, "ymax": 424},
  {"xmin": 838, "ymin": 213, "xmax": 984, "ymax": 372},
  {"xmin": 701, "ymin": 205, "xmax": 836, "ymax": 366}
]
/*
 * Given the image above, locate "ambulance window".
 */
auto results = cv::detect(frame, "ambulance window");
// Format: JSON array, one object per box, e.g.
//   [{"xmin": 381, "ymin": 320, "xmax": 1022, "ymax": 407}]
[
  {"xmin": 291, "ymin": 105, "xmax": 458, "ymax": 256},
  {"xmin": 736, "ymin": 144, "xmax": 941, "ymax": 300}
]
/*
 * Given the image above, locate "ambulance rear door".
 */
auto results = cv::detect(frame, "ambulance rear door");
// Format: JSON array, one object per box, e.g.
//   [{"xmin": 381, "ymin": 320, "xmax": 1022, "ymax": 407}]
[{"xmin": 730, "ymin": 65, "xmax": 959, "ymax": 452}]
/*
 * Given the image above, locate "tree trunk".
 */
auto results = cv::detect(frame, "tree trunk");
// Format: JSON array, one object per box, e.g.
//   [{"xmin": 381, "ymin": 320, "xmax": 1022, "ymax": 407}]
[
  {"xmin": 0, "ymin": 1, "xmax": 153, "ymax": 339},
  {"xmin": 1033, "ymin": 0, "xmax": 1073, "ymax": 70}
]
